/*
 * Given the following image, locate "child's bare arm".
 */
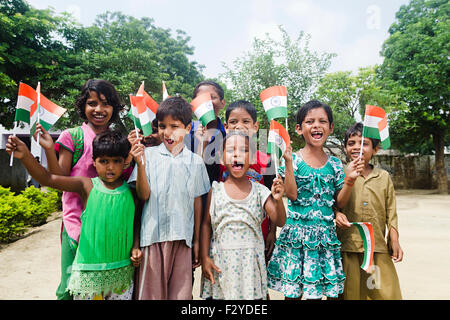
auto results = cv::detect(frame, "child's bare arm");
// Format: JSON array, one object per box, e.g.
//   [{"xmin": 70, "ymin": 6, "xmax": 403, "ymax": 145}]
[
  {"xmin": 7, "ymin": 135, "xmax": 90, "ymax": 199},
  {"xmin": 130, "ymin": 192, "xmax": 142, "ymax": 267},
  {"xmin": 336, "ymin": 158, "xmax": 364, "ymax": 208},
  {"xmin": 264, "ymin": 175, "xmax": 287, "ymax": 227},
  {"xmin": 130, "ymin": 143, "xmax": 150, "ymax": 201},
  {"xmin": 282, "ymin": 146, "xmax": 297, "ymax": 201},
  {"xmin": 389, "ymin": 227, "xmax": 403, "ymax": 262},
  {"xmin": 200, "ymin": 190, "xmax": 221, "ymax": 283},
  {"xmin": 193, "ymin": 195, "xmax": 203, "ymax": 268},
  {"xmin": 33, "ymin": 124, "xmax": 64, "ymax": 175}
]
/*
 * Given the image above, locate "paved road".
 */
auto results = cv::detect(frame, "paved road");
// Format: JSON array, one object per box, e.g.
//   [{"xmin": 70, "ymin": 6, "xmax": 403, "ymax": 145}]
[{"xmin": 1, "ymin": 190, "xmax": 449, "ymax": 300}]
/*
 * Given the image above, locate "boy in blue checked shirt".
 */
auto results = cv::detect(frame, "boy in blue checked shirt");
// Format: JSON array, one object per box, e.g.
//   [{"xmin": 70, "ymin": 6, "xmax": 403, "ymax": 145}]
[{"xmin": 129, "ymin": 97, "xmax": 210, "ymax": 300}]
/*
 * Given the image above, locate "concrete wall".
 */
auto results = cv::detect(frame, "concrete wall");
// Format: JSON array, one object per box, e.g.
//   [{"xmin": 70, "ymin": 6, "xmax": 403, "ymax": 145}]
[{"xmin": 372, "ymin": 154, "xmax": 450, "ymax": 190}]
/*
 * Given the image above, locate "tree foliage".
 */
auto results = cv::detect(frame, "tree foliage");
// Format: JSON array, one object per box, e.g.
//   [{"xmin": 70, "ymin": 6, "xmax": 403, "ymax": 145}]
[
  {"xmin": 220, "ymin": 26, "xmax": 335, "ymax": 150},
  {"xmin": 0, "ymin": 1, "xmax": 205, "ymax": 131},
  {"xmin": 378, "ymin": 0, "xmax": 449, "ymax": 193}
]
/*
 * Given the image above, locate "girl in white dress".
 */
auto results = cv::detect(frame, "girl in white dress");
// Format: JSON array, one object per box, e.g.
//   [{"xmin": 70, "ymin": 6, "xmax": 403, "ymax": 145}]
[{"xmin": 200, "ymin": 131, "xmax": 286, "ymax": 299}]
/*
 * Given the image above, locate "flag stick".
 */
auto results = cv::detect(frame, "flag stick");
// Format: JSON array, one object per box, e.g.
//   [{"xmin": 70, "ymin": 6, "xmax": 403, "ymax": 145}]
[
  {"xmin": 36, "ymin": 82, "xmax": 41, "ymax": 145},
  {"xmin": 285, "ymin": 118, "xmax": 288, "ymax": 133},
  {"xmin": 9, "ymin": 122, "xmax": 17, "ymax": 167}
]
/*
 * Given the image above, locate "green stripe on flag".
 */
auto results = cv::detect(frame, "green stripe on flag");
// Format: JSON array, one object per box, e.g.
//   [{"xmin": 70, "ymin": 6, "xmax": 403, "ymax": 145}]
[
  {"xmin": 362, "ymin": 126, "xmax": 380, "ymax": 140},
  {"xmin": 266, "ymin": 107, "xmax": 288, "ymax": 120},
  {"xmin": 128, "ymin": 109, "xmax": 142, "ymax": 130},
  {"xmin": 14, "ymin": 108, "xmax": 30, "ymax": 124},
  {"xmin": 199, "ymin": 110, "xmax": 216, "ymax": 127},
  {"xmin": 381, "ymin": 137, "xmax": 391, "ymax": 150},
  {"xmin": 267, "ymin": 141, "xmax": 283, "ymax": 159}
]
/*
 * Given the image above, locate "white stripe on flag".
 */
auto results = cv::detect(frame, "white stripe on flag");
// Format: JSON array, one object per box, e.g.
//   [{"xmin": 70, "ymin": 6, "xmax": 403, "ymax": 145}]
[
  {"xmin": 39, "ymin": 107, "xmax": 60, "ymax": 126},
  {"xmin": 195, "ymin": 100, "xmax": 214, "ymax": 118},
  {"xmin": 139, "ymin": 109, "xmax": 155, "ymax": 126},
  {"xmin": 262, "ymin": 95, "xmax": 287, "ymax": 111},
  {"xmin": 17, "ymin": 95, "xmax": 34, "ymax": 112},
  {"xmin": 364, "ymin": 115, "xmax": 382, "ymax": 128},
  {"xmin": 268, "ymin": 130, "xmax": 286, "ymax": 153},
  {"xmin": 379, "ymin": 126, "xmax": 389, "ymax": 141}
]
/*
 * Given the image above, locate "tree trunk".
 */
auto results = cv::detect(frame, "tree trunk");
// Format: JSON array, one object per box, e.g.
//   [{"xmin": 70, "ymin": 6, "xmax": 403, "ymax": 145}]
[{"xmin": 433, "ymin": 130, "xmax": 448, "ymax": 194}]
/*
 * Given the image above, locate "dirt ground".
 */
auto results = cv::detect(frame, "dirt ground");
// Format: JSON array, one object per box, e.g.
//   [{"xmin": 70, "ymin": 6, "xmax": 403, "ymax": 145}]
[{"xmin": 0, "ymin": 190, "xmax": 449, "ymax": 300}]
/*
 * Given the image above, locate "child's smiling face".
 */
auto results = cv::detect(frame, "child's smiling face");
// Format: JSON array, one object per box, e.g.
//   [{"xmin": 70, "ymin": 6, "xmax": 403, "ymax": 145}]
[
  {"xmin": 225, "ymin": 107, "xmax": 259, "ymax": 136},
  {"xmin": 84, "ymin": 91, "xmax": 113, "ymax": 129},
  {"xmin": 158, "ymin": 115, "xmax": 190, "ymax": 154},
  {"xmin": 296, "ymin": 107, "xmax": 333, "ymax": 147},
  {"xmin": 222, "ymin": 134, "xmax": 251, "ymax": 179},
  {"xmin": 345, "ymin": 133, "xmax": 379, "ymax": 166}
]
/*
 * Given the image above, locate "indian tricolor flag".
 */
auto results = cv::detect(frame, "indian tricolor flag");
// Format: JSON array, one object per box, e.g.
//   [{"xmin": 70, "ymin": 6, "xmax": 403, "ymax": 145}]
[
  {"xmin": 362, "ymin": 105, "xmax": 391, "ymax": 149},
  {"xmin": 267, "ymin": 120, "xmax": 290, "ymax": 159},
  {"xmin": 260, "ymin": 86, "xmax": 288, "ymax": 120},
  {"xmin": 162, "ymin": 81, "xmax": 170, "ymax": 101},
  {"xmin": 30, "ymin": 83, "xmax": 67, "ymax": 136},
  {"xmin": 14, "ymin": 82, "xmax": 37, "ymax": 124},
  {"xmin": 129, "ymin": 95, "xmax": 154, "ymax": 136},
  {"xmin": 128, "ymin": 82, "xmax": 159, "ymax": 136},
  {"xmin": 352, "ymin": 222, "xmax": 375, "ymax": 273},
  {"xmin": 191, "ymin": 92, "xmax": 216, "ymax": 126}
]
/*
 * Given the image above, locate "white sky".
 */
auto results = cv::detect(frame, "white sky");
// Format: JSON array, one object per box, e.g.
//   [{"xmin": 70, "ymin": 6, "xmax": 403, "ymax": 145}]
[{"xmin": 27, "ymin": 0, "xmax": 409, "ymax": 78}]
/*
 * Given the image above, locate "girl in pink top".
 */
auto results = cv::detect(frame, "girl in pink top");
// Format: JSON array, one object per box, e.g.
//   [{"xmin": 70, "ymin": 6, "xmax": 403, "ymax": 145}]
[{"xmin": 35, "ymin": 79, "xmax": 124, "ymax": 299}]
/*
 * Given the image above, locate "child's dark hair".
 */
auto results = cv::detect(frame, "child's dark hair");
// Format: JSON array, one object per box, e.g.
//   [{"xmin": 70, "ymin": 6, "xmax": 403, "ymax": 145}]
[
  {"xmin": 225, "ymin": 100, "xmax": 257, "ymax": 123},
  {"xmin": 222, "ymin": 130, "xmax": 256, "ymax": 155},
  {"xmin": 75, "ymin": 79, "xmax": 124, "ymax": 124},
  {"xmin": 296, "ymin": 100, "xmax": 333, "ymax": 127},
  {"xmin": 193, "ymin": 80, "xmax": 225, "ymax": 100},
  {"xmin": 344, "ymin": 122, "xmax": 380, "ymax": 149},
  {"xmin": 156, "ymin": 96, "xmax": 192, "ymax": 127},
  {"xmin": 92, "ymin": 130, "xmax": 131, "ymax": 160}
]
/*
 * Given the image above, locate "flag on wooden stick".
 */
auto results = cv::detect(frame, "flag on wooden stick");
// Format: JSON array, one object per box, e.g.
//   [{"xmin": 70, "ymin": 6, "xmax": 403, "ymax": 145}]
[
  {"xmin": 30, "ymin": 83, "xmax": 66, "ymax": 137},
  {"xmin": 128, "ymin": 82, "xmax": 159, "ymax": 136},
  {"xmin": 362, "ymin": 105, "xmax": 391, "ymax": 149},
  {"xmin": 14, "ymin": 82, "xmax": 37, "ymax": 124},
  {"xmin": 260, "ymin": 86, "xmax": 288, "ymax": 120},
  {"xmin": 267, "ymin": 120, "xmax": 290, "ymax": 159},
  {"xmin": 191, "ymin": 92, "xmax": 216, "ymax": 126}
]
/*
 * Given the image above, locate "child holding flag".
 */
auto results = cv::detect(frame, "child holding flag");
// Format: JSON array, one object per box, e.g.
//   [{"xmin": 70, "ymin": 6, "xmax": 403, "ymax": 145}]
[
  {"xmin": 129, "ymin": 97, "xmax": 210, "ymax": 300},
  {"xmin": 6, "ymin": 131, "xmax": 143, "ymax": 299},
  {"xmin": 335, "ymin": 122, "xmax": 403, "ymax": 300},
  {"xmin": 200, "ymin": 131, "xmax": 286, "ymax": 300},
  {"xmin": 33, "ymin": 79, "xmax": 124, "ymax": 299},
  {"xmin": 267, "ymin": 100, "xmax": 364, "ymax": 299},
  {"xmin": 221, "ymin": 100, "xmax": 278, "ymax": 262}
]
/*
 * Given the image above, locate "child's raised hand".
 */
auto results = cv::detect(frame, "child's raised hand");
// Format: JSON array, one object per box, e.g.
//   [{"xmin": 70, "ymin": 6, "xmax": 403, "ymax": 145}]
[
  {"xmin": 6, "ymin": 135, "xmax": 31, "ymax": 159},
  {"xmin": 346, "ymin": 157, "xmax": 364, "ymax": 180},
  {"xmin": 282, "ymin": 145, "xmax": 293, "ymax": 163},
  {"xmin": 335, "ymin": 211, "xmax": 352, "ymax": 229},
  {"xmin": 271, "ymin": 175, "xmax": 285, "ymax": 201},
  {"xmin": 201, "ymin": 256, "xmax": 221, "ymax": 285},
  {"xmin": 130, "ymin": 142, "xmax": 145, "ymax": 165},
  {"xmin": 33, "ymin": 124, "xmax": 54, "ymax": 150},
  {"xmin": 128, "ymin": 130, "xmax": 143, "ymax": 146}
]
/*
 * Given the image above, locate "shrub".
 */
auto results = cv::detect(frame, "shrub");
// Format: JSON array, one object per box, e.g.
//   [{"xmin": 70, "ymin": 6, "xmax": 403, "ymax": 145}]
[{"xmin": 0, "ymin": 186, "xmax": 62, "ymax": 242}]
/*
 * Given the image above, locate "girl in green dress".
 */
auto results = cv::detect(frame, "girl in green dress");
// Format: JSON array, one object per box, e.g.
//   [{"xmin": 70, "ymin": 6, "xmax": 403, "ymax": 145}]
[
  {"xmin": 267, "ymin": 100, "xmax": 364, "ymax": 300},
  {"xmin": 6, "ymin": 131, "xmax": 146, "ymax": 299}
]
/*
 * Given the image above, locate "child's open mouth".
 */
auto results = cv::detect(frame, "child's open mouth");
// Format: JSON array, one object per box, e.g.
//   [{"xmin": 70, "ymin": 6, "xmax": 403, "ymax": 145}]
[
  {"xmin": 311, "ymin": 131, "xmax": 323, "ymax": 140},
  {"xmin": 106, "ymin": 172, "xmax": 115, "ymax": 179},
  {"xmin": 166, "ymin": 138, "xmax": 174, "ymax": 145},
  {"xmin": 231, "ymin": 161, "xmax": 244, "ymax": 171}
]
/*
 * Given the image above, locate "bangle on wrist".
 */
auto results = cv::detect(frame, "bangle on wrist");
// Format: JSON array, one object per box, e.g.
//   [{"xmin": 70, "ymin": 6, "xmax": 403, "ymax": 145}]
[{"xmin": 344, "ymin": 177, "xmax": 355, "ymax": 186}]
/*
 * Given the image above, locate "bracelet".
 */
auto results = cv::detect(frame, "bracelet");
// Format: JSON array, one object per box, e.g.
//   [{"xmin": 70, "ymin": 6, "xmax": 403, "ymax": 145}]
[{"xmin": 344, "ymin": 177, "xmax": 355, "ymax": 186}]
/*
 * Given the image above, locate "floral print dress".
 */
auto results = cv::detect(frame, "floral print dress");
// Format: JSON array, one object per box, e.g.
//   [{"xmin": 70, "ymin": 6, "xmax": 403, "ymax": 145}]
[
  {"xmin": 267, "ymin": 152, "xmax": 346, "ymax": 299},
  {"xmin": 200, "ymin": 181, "xmax": 271, "ymax": 300}
]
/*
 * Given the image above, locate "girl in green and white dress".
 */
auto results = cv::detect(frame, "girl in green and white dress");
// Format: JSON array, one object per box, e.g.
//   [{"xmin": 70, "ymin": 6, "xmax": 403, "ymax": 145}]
[
  {"xmin": 267, "ymin": 100, "xmax": 364, "ymax": 300},
  {"xmin": 6, "ymin": 131, "xmax": 146, "ymax": 299},
  {"xmin": 200, "ymin": 131, "xmax": 286, "ymax": 300}
]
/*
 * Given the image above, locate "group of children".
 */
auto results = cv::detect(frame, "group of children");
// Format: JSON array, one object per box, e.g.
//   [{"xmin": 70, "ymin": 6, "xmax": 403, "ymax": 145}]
[{"xmin": 6, "ymin": 79, "xmax": 403, "ymax": 300}]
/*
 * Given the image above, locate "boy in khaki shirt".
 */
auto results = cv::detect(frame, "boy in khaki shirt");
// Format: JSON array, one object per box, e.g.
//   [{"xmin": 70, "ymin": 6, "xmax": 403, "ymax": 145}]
[{"xmin": 335, "ymin": 122, "xmax": 403, "ymax": 300}]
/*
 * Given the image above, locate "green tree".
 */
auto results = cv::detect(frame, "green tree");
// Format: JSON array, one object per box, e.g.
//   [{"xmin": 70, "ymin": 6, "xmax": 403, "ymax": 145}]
[
  {"xmin": 378, "ymin": 0, "xmax": 450, "ymax": 194},
  {"xmin": 0, "ymin": 0, "xmax": 74, "ymax": 128},
  {"xmin": 1, "ymin": 3, "xmax": 205, "ymax": 131},
  {"xmin": 220, "ymin": 25, "xmax": 335, "ymax": 150}
]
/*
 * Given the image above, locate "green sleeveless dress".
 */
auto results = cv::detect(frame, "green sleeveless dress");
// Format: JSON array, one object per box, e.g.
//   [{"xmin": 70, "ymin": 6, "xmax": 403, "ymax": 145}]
[{"xmin": 67, "ymin": 177, "xmax": 135, "ymax": 298}]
